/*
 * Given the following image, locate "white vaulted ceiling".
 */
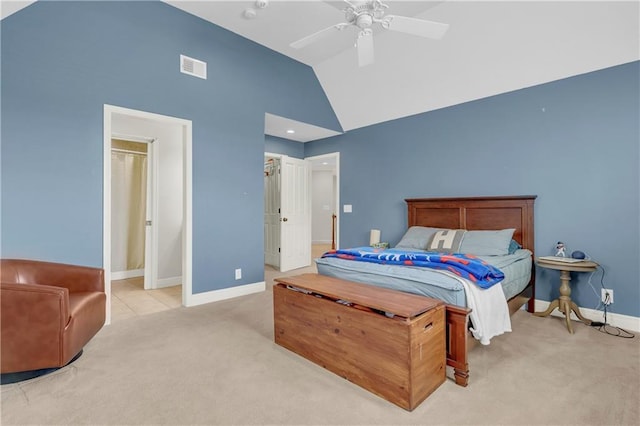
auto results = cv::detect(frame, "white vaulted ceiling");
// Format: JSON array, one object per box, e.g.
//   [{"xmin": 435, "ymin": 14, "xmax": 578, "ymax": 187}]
[
  {"xmin": 3, "ymin": 1, "xmax": 639, "ymax": 140},
  {"xmin": 166, "ymin": 0, "xmax": 639, "ymax": 135}
]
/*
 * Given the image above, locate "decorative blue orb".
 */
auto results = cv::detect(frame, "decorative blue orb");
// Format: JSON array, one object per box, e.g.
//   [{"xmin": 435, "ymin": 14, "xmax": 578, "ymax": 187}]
[{"xmin": 571, "ymin": 250, "xmax": 586, "ymax": 259}]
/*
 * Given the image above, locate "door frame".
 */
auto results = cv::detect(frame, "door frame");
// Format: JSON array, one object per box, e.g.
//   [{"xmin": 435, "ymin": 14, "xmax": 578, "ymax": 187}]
[
  {"xmin": 263, "ymin": 151, "xmax": 340, "ymax": 270},
  {"xmin": 306, "ymin": 152, "xmax": 340, "ymax": 250},
  {"xmin": 103, "ymin": 104, "xmax": 193, "ymax": 324},
  {"xmin": 264, "ymin": 153, "xmax": 281, "ymax": 269}
]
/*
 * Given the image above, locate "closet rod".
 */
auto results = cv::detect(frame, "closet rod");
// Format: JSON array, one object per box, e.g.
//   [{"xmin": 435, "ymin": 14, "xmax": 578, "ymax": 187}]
[
  {"xmin": 111, "ymin": 148, "xmax": 147, "ymax": 156},
  {"xmin": 112, "ymin": 132, "xmax": 156, "ymax": 143}
]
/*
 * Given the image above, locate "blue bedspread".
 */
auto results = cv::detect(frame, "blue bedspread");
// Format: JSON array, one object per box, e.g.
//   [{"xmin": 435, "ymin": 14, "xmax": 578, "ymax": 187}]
[{"xmin": 321, "ymin": 247, "xmax": 505, "ymax": 289}]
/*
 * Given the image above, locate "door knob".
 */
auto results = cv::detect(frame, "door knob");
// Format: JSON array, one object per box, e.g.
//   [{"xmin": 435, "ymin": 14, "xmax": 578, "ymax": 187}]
[{"xmin": 282, "ymin": 217, "xmax": 288, "ymax": 222}]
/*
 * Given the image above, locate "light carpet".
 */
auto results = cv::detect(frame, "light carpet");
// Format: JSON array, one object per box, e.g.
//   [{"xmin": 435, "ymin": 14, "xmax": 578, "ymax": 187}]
[{"xmin": 2, "ymin": 273, "xmax": 639, "ymax": 425}]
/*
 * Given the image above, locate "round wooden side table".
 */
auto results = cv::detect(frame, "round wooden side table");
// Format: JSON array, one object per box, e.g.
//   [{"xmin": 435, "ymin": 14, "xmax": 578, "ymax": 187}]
[{"xmin": 534, "ymin": 258, "xmax": 598, "ymax": 333}]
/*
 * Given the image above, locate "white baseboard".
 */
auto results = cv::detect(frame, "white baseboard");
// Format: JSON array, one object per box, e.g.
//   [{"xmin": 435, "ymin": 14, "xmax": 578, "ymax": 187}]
[
  {"xmin": 156, "ymin": 276, "xmax": 182, "ymax": 288},
  {"xmin": 111, "ymin": 269, "xmax": 144, "ymax": 280},
  {"xmin": 534, "ymin": 299, "xmax": 640, "ymax": 332},
  {"xmin": 185, "ymin": 281, "xmax": 265, "ymax": 307}
]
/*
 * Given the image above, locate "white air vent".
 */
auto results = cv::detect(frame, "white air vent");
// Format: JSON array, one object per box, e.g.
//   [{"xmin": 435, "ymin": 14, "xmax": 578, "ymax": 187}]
[{"xmin": 180, "ymin": 54, "xmax": 207, "ymax": 80}]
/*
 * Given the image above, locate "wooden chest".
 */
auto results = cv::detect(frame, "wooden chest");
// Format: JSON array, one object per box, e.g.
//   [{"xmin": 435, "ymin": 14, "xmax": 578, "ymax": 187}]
[{"xmin": 273, "ymin": 273, "xmax": 446, "ymax": 411}]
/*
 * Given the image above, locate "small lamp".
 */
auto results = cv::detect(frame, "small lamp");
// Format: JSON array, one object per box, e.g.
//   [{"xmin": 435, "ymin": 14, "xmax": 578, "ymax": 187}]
[{"xmin": 369, "ymin": 229, "xmax": 381, "ymax": 245}]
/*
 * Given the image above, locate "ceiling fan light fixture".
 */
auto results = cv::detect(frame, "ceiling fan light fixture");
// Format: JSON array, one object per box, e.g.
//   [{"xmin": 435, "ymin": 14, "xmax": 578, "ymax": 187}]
[{"xmin": 356, "ymin": 14, "xmax": 373, "ymax": 29}]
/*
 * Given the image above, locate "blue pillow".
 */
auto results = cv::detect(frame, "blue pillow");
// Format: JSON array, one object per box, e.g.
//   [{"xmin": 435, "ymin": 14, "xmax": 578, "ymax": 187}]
[
  {"xmin": 508, "ymin": 239, "xmax": 522, "ymax": 254},
  {"xmin": 395, "ymin": 226, "xmax": 442, "ymax": 250},
  {"xmin": 458, "ymin": 229, "xmax": 516, "ymax": 256}
]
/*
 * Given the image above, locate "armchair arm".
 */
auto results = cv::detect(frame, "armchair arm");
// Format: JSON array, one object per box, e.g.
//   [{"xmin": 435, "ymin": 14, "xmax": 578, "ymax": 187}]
[
  {"xmin": 1, "ymin": 282, "xmax": 69, "ymax": 372},
  {"xmin": 1, "ymin": 259, "xmax": 104, "ymax": 293}
]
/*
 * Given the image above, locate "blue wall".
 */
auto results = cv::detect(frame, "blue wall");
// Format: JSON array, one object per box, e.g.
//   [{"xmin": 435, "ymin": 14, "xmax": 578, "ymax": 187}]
[
  {"xmin": 265, "ymin": 135, "xmax": 304, "ymax": 159},
  {"xmin": 306, "ymin": 62, "xmax": 640, "ymax": 318},
  {"xmin": 3, "ymin": 2, "xmax": 637, "ymax": 318},
  {"xmin": 1, "ymin": 1, "xmax": 340, "ymax": 294}
]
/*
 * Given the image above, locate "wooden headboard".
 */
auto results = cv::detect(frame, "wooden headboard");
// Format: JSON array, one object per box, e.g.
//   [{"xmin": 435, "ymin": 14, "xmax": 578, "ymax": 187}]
[{"xmin": 405, "ymin": 195, "xmax": 537, "ymax": 253}]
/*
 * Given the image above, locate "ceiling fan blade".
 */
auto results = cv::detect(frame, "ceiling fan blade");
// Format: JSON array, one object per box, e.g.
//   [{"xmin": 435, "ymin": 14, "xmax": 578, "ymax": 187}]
[
  {"xmin": 290, "ymin": 23, "xmax": 351, "ymax": 49},
  {"xmin": 357, "ymin": 30, "xmax": 374, "ymax": 67},
  {"xmin": 384, "ymin": 15, "xmax": 449, "ymax": 39}
]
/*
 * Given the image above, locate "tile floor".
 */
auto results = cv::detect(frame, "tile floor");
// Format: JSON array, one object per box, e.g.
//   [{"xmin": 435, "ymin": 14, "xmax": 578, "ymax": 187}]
[
  {"xmin": 111, "ymin": 244, "xmax": 332, "ymax": 322},
  {"xmin": 111, "ymin": 277, "xmax": 182, "ymax": 322}
]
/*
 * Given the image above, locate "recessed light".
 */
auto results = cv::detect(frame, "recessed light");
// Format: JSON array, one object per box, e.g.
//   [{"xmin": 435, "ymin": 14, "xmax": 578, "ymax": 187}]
[
  {"xmin": 322, "ymin": 162, "xmax": 328, "ymax": 165},
  {"xmin": 286, "ymin": 129, "xmax": 295, "ymax": 134}
]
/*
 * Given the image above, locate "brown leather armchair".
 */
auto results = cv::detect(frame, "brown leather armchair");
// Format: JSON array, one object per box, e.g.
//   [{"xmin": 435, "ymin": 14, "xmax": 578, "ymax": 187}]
[{"xmin": 1, "ymin": 259, "xmax": 106, "ymax": 376}]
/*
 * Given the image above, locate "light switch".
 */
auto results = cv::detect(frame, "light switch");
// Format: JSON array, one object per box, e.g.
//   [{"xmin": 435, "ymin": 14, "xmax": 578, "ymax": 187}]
[{"xmin": 343, "ymin": 204, "xmax": 352, "ymax": 213}]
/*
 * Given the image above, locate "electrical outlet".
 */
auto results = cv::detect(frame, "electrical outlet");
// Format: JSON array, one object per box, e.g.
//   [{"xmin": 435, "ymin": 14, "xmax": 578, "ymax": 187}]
[
  {"xmin": 235, "ymin": 268, "xmax": 242, "ymax": 280},
  {"xmin": 601, "ymin": 288, "xmax": 614, "ymax": 305}
]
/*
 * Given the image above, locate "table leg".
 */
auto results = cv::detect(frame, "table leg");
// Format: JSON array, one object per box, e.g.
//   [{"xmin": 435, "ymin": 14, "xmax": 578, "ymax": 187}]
[
  {"xmin": 534, "ymin": 299, "xmax": 559, "ymax": 317},
  {"xmin": 534, "ymin": 269, "xmax": 587, "ymax": 333},
  {"xmin": 559, "ymin": 297, "xmax": 574, "ymax": 334},
  {"xmin": 570, "ymin": 301, "xmax": 592, "ymax": 326}
]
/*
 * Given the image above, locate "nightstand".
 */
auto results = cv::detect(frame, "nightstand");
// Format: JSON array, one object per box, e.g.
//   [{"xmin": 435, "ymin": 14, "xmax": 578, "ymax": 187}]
[{"xmin": 534, "ymin": 257, "xmax": 598, "ymax": 333}]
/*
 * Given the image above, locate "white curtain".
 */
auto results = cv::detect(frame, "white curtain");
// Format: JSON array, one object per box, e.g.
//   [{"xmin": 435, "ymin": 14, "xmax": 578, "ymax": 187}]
[{"xmin": 111, "ymin": 151, "xmax": 148, "ymax": 272}]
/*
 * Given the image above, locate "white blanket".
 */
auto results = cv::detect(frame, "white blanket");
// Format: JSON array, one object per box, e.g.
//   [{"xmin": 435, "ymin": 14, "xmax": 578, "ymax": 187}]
[{"xmin": 443, "ymin": 271, "xmax": 512, "ymax": 345}]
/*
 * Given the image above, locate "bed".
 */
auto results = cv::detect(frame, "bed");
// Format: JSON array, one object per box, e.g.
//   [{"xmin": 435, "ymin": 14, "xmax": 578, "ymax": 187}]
[{"xmin": 315, "ymin": 195, "xmax": 537, "ymax": 386}]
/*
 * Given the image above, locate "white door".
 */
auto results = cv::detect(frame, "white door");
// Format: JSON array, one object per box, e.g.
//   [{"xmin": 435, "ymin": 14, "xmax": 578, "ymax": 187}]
[
  {"xmin": 264, "ymin": 157, "xmax": 280, "ymax": 268},
  {"xmin": 143, "ymin": 140, "xmax": 158, "ymax": 290},
  {"xmin": 279, "ymin": 156, "xmax": 311, "ymax": 272}
]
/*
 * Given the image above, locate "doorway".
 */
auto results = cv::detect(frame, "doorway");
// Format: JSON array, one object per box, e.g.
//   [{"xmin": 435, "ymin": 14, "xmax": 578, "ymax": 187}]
[
  {"xmin": 103, "ymin": 105, "xmax": 193, "ymax": 324},
  {"xmin": 308, "ymin": 153, "xmax": 339, "ymax": 253},
  {"xmin": 264, "ymin": 152, "xmax": 339, "ymax": 272},
  {"xmin": 110, "ymin": 137, "xmax": 150, "ymax": 284},
  {"xmin": 263, "ymin": 154, "xmax": 312, "ymax": 272}
]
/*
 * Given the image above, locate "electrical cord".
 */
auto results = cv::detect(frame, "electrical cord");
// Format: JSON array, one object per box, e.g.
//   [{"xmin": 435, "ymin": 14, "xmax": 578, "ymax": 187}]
[
  {"xmin": 586, "ymin": 263, "xmax": 606, "ymax": 310},
  {"xmin": 591, "ymin": 304, "xmax": 635, "ymax": 338},
  {"xmin": 585, "ymin": 263, "xmax": 635, "ymax": 339}
]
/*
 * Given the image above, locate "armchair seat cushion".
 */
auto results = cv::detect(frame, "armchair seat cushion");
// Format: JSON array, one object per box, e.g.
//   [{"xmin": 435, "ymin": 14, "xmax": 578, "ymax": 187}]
[{"xmin": 1, "ymin": 259, "xmax": 106, "ymax": 374}]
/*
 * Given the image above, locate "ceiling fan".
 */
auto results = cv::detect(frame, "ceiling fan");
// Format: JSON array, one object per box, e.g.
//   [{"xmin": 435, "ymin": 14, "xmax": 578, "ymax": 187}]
[{"xmin": 290, "ymin": 0, "xmax": 450, "ymax": 67}]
